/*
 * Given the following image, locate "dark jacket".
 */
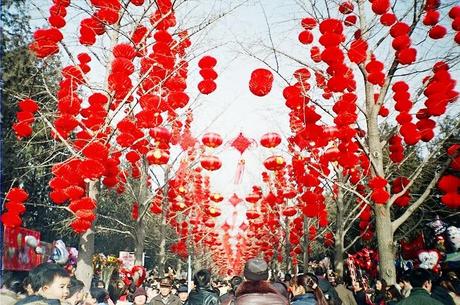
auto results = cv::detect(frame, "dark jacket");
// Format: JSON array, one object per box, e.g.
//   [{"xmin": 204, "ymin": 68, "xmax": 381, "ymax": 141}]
[
  {"xmin": 334, "ymin": 285, "xmax": 357, "ymax": 305},
  {"xmin": 317, "ymin": 277, "xmax": 341, "ymax": 305},
  {"xmin": 15, "ymin": 296, "xmax": 61, "ymax": 305},
  {"xmin": 291, "ymin": 293, "xmax": 317, "ymax": 305},
  {"xmin": 186, "ymin": 287, "xmax": 220, "ymax": 305},
  {"xmin": 430, "ymin": 286, "xmax": 456, "ymax": 305},
  {"xmin": 234, "ymin": 281, "xmax": 288, "ymax": 305},
  {"xmin": 373, "ymin": 291, "xmax": 385, "ymax": 305},
  {"xmin": 352, "ymin": 290, "xmax": 366, "ymax": 305},
  {"xmin": 150, "ymin": 294, "xmax": 182, "ymax": 305},
  {"xmin": 396, "ymin": 288, "xmax": 444, "ymax": 305},
  {"xmin": 219, "ymin": 291, "xmax": 235, "ymax": 305}
]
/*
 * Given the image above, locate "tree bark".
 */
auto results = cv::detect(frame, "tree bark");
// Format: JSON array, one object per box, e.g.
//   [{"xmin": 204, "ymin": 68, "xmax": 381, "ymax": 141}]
[
  {"xmin": 335, "ymin": 177, "xmax": 345, "ymax": 277},
  {"xmin": 302, "ymin": 216, "xmax": 310, "ymax": 273},
  {"xmin": 75, "ymin": 181, "xmax": 98, "ymax": 288},
  {"xmin": 375, "ymin": 204, "xmax": 396, "ymax": 284},
  {"xmin": 284, "ymin": 217, "xmax": 291, "ymax": 274},
  {"xmin": 134, "ymin": 217, "xmax": 145, "ymax": 266}
]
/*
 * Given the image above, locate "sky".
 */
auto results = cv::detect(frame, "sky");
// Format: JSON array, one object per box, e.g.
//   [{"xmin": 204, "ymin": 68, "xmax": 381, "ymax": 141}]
[{"xmin": 27, "ymin": 0, "xmax": 460, "ymax": 202}]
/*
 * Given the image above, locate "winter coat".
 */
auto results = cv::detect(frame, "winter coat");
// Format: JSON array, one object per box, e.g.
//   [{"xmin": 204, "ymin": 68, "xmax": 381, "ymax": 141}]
[
  {"xmin": 352, "ymin": 290, "xmax": 366, "ymax": 305},
  {"xmin": 291, "ymin": 293, "xmax": 317, "ymax": 305},
  {"xmin": 431, "ymin": 286, "xmax": 456, "ymax": 305},
  {"xmin": 219, "ymin": 291, "xmax": 235, "ymax": 305},
  {"xmin": 396, "ymin": 288, "xmax": 444, "ymax": 305},
  {"xmin": 1, "ymin": 290, "xmax": 22, "ymax": 305},
  {"xmin": 233, "ymin": 280, "xmax": 288, "ymax": 305},
  {"xmin": 149, "ymin": 294, "xmax": 181, "ymax": 305},
  {"xmin": 334, "ymin": 285, "xmax": 357, "ymax": 305},
  {"xmin": 317, "ymin": 277, "xmax": 341, "ymax": 305},
  {"xmin": 15, "ymin": 295, "xmax": 61, "ymax": 305},
  {"xmin": 186, "ymin": 287, "xmax": 220, "ymax": 305}
]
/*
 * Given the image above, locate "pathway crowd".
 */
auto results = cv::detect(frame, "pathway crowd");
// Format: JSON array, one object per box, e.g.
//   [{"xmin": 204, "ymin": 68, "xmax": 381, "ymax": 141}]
[{"xmin": 1, "ymin": 258, "xmax": 459, "ymax": 305}]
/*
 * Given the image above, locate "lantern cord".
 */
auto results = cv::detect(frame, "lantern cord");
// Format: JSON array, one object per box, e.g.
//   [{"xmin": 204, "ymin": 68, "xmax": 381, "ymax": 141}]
[{"xmin": 234, "ymin": 158, "xmax": 245, "ymax": 184}]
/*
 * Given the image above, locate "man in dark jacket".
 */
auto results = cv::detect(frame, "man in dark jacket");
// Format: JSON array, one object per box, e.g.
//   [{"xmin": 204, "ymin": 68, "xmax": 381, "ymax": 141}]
[
  {"xmin": 149, "ymin": 278, "xmax": 181, "ymax": 305},
  {"xmin": 234, "ymin": 258, "xmax": 288, "ymax": 305},
  {"xmin": 219, "ymin": 276, "xmax": 242, "ymax": 305},
  {"xmin": 314, "ymin": 266, "xmax": 342, "ymax": 305},
  {"xmin": 397, "ymin": 268, "xmax": 444, "ymax": 305},
  {"xmin": 186, "ymin": 269, "xmax": 219, "ymax": 305}
]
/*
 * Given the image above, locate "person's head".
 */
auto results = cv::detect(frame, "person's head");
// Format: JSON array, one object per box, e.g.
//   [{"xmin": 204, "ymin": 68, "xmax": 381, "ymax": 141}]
[
  {"xmin": 66, "ymin": 278, "xmax": 85, "ymax": 305},
  {"xmin": 314, "ymin": 266, "xmax": 325, "ymax": 277},
  {"xmin": 284, "ymin": 274, "xmax": 292, "ymax": 282},
  {"xmin": 132, "ymin": 287, "xmax": 147, "ymax": 305},
  {"xmin": 375, "ymin": 278, "xmax": 387, "ymax": 292},
  {"xmin": 159, "ymin": 278, "xmax": 172, "ymax": 297},
  {"xmin": 23, "ymin": 277, "xmax": 34, "ymax": 296},
  {"xmin": 398, "ymin": 272, "xmax": 411, "ymax": 289},
  {"xmin": 409, "ymin": 268, "xmax": 433, "ymax": 292},
  {"xmin": 177, "ymin": 285, "xmax": 188, "ymax": 302},
  {"xmin": 291, "ymin": 274, "xmax": 328, "ymax": 305},
  {"xmin": 193, "ymin": 269, "xmax": 211, "ymax": 288},
  {"xmin": 230, "ymin": 276, "xmax": 243, "ymax": 291},
  {"xmin": 271, "ymin": 281, "xmax": 289, "ymax": 299},
  {"xmin": 88, "ymin": 288, "xmax": 109, "ymax": 305},
  {"xmin": 243, "ymin": 258, "xmax": 269, "ymax": 282},
  {"xmin": 1, "ymin": 273, "xmax": 25, "ymax": 294},
  {"xmin": 335, "ymin": 276, "xmax": 345, "ymax": 286},
  {"xmin": 31, "ymin": 263, "xmax": 70, "ymax": 300},
  {"xmin": 96, "ymin": 281, "xmax": 105, "ymax": 289},
  {"xmin": 385, "ymin": 285, "xmax": 402, "ymax": 301},
  {"xmin": 352, "ymin": 280, "xmax": 363, "ymax": 291}
]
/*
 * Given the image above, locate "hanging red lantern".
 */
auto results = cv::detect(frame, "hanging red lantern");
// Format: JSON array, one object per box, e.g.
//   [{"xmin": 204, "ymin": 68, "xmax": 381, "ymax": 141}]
[
  {"xmin": 246, "ymin": 210, "xmax": 260, "ymax": 220},
  {"xmin": 202, "ymin": 132, "xmax": 223, "ymax": 148},
  {"xmin": 245, "ymin": 193, "xmax": 261, "ymax": 204},
  {"xmin": 210, "ymin": 193, "xmax": 223, "ymax": 202},
  {"xmin": 263, "ymin": 156, "xmax": 286, "ymax": 171},
  {"xmin": 282, "ymin": 206, "xmax": 297, "ymax": 217},
  {"xmin": 200, "ymin": 155, "xmax": 222, "ymax": 171},
  {"xmin": 146, "ymin": 149, "xmax": 170, "ymax": 165},
  {"xmin": 249, "ymin": 68, "xmax": 273, "ymax": 97},
  {"xmin": 260, "ymin": 132, "xmax": 282, "ymax": 148},
  {"xmin": 149, "ymin": 126, "xmax": 171, "ymax": 143}
]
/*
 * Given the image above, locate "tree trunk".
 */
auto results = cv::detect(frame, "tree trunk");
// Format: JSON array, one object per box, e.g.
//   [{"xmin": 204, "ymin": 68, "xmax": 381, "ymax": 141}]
[
  {"xmin": 134, "ymin": 217, "xmax": 145, "ymax": 266},
  {"xmin": 283, "ymin": 217, "xmax": 291, "ymax": 274},
  {"xmin": 75, "ymin": 181, "xmax": 98, "ymax": 288},
  {"xmin": 335, "ymin": 181, "xmax": 345, "ymax": 277},
  {"xmin": 302, "ymin": 217, "xmax": 309, "ymax": 273},
  {"xmin": 375, "ymin": 204, "xmax": 396, "ymax": 284},
  {"xmin": 158, "ymin": 195, "xmax": 167, "ymax": 277}
]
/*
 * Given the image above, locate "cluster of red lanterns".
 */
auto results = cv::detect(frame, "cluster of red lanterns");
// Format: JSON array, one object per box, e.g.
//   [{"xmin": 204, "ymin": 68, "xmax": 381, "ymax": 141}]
[
  {"xmin": 298, "ymin": 17, "xmax": 316, "ymax": 44},
  {"xmin": 423, "ymin": 62, "xmax": 457, "ymax": 117},
  {"xmin": 391, "ymin": 177, "xmax": 411, "ymax": 207},
  {"xmin": 422, "ymin": 0, "xmax": 447, "ymax": 40},
  {"xmin": 388, "ymin": 135, "xmax": 405, "ymax": 163},
  {"xmin": 365, "ymin": 57, "xmax": 385, "ymax": 87},
  {"xmin": 369, "ymin": 176, "xmax": 390, "ymax": 205},
  {"xmin": 197, "ymin": 56, "xmax": 218, "ymax": 95},
  {"xmin": 12, "ymin": 98, "xmax": 39, "ymax": 139},
  {"xmin": 438, "ymin": 144, "xmax": 460, "ymax": 208},
  {"xmin": 29, "ymin": 0, "xmax": 67, "ymax": 59},
  {"xmin": 389, "ymin": 21, "xmax": 417, "ymax": 65},
  {"xmin": 449, "ymin": 6, "xmax": 460, "ymax": 44},
  {"xmin": 338, "ymin": 1, "xmax": 357, "ymax": 26},
  {"xmin": 248, "ymin": 69, "xmax": 273, "ymax": 97},
  {"xmin": 109, "ymin": 43, "xmax": 136, "ymax": 105},
  {"xmin": 391, "ymin": 81, "xmax": 419, "ymax": 146},
  {"xmin": 0, "ymin": 188, "xmax": 28, "ymax": 228}
]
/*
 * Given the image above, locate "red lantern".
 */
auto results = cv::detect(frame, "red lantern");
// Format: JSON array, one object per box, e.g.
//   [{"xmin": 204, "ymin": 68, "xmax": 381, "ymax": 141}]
[
  {"xmin": 245, "ymin": 193, "xmax": 261, "ymax": 204},
  {"xmin": 249, "ymin": 68, "xmax": 273, "ymax": 97},
  {"xmin": 260, "ymin": 132, "xmax": 282, "ymax": 148},
  {"xmin": 202, "ymin": 132, "xmax": 223, "ymax": 148},
  {"xmin": 146, "ymin": 149, "xmax": 170, "ymax": 165},
  {"xmin": 200, "ymin": 155, "xmax": 222, "ymax": 171},
  {"xmin": 282, "ymin": 207, "xmax": 297, "ymax": 217},
  {"xmin": 246, "ymin": 210, "xmax": 260, "ymax": 220},
  {"xmin": 210, "ymin": 193, "xmax": 223, "ymax": 202},
  {"xmin": 263, "ymin": 156, "xmax": 286, "ymax": 171}
]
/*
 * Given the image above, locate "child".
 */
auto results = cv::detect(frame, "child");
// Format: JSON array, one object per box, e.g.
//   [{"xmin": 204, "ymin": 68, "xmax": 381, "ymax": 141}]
[
  {"xmin": 15, "ymin": 263, "xmax": 70, "ymax": 305},
  {"xmin": 65, "ymin": 279, "xmax": 85, "ymax": 305}
]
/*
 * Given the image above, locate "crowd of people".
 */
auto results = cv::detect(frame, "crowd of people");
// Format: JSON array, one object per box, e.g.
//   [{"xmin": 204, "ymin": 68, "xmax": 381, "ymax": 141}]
[{"xmin": 1, "ymin": 258, "xmax": 459, "ymax": 305}]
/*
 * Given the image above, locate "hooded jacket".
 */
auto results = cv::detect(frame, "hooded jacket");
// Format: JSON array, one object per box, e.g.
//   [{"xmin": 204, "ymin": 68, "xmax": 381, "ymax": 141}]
[
  {"xmin": 291, "ymin": 293, "xmax": 317, "ymax": 305},
  {"xmin": 397, "ymin": 288, "xmax": 445, "ymax": 305},
  {"xmin": 185, "ymin": 287, "xmax": 219, "ymax": 305},
  {"xmin": 233, "ymin": 281, "xmax": 288, "ymax": 305}
]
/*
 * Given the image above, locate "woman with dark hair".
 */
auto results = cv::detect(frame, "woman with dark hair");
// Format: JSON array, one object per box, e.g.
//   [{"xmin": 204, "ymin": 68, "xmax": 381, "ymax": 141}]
[
  {"xmin": 385, "ymin": 285, "xmax": 401, "ymax": 305},
  {"xmin": 65, "ymin": 278, "xmax": 85, "ymax": 305},
  {"xmin": 86, "ymin": 288, "xmax": 109, "ymax": 305},
  {"xmin": 373, "ymin": 279, "xmax": 387, "ymax": 305},
  {"xmin": 289, "ymin": 273, "xmax": 328, "ymax": 305},
  {"xmin": 352, "ymin": 281, "xmax": 366, "ymax": 305}
]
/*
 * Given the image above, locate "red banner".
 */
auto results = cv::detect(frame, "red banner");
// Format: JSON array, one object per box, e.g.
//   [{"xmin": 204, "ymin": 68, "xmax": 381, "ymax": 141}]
[{"xmin": 3, "ymin": 227, "xmax": 41, "ymax": 271}]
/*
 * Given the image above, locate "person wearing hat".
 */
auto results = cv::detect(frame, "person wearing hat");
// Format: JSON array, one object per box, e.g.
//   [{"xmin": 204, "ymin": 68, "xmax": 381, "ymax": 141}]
[
  {"xmin": 220, "ymin": 276, "xmax": 242, "ymax": 305},
  {"xmin": 130, "ymin": 288, "xmax": 147, "ymax": 305},
  {"xmin": 186, "ymin": 269, "xmax": 219, "ymax": 305},
  {"xmin": 233, "ymin": 258, "xmax": 288, "ymax": 305},
  {"xmin": 176, "ymin": 286, "xmax": 188, "ymax": 305},
  {"xmin": 149, "ymin": 278, "xmax": 180, "ymax": 305}
]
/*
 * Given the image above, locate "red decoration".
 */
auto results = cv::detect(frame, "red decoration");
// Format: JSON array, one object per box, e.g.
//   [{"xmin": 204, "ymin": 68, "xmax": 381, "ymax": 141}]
[
  {"xmin": 202, "ymin": 132, "xmax": 223, "ymax": 148},
  {"xmin": 249, "ymin": 69, "xmax": 274, "ymax": 96},
  {"xmin": 260, "ymin": 132, "xmax": 282, "ymax": 148},
  {"xmin": 200, "ymin": 155, "xmax": 222, "ymax": 171}
]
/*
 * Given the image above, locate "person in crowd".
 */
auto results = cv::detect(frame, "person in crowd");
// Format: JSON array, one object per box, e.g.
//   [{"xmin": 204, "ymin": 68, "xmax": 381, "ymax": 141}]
[
  {"xmin": 64, "ymin": 279, "xmax": 85, "ymax": 305},
  {"xmin": 431, "ymin": 274, "xmax": 456, "ymax": 305},
  {"xmin": 1, "ymin": 273, "xmax": 25, "ymax": 305},
  {"xmin": 396, "ymin": 273, "xmax": 411, "ymax": 299},
  {"xmin": 271, "ymin": 281, "xmax": 290, "ymax": 301},
  {"xmin": 176, "ymin": 286, "xmax": 188, "ymax": 305},
  {"xmin": 87, "ymin": 288, "xmax": 109, "ymax": 305},
  {"xmin": 314, "ymin": 267, "xmax": 342, "ymax": 305},
  {"xmin": 438, "ymin": 273, "xmax": 460, "ymax": 304},
  {"xmin": 372, "ymin": 279, "xmax": 386, "ymax": 305},
  {"xmin": 284, "ymin": 274, "xmax": 293, "ymax": 289},
  {"xmin": 16, "ymin": 263, "xmax": 71, "ymax": 305},
  {"xmin": 108, "ymin": 280, "xmax": 127, "ymax": 304},
  {"xmin": 351, "ymin": 281, "xmax": 366, "ymax": 305},
  {"xmin": 290, "ymin": 273, "xmax": 328, "ymax": 305},
  {"xmin": 219, "ymin": 276, "xmax": 242, "ymax": 305},
  {"xmin": 186, "ymin": 269, "xmax": 219, "ymax": 305},
  {"xmin": 130, "ymin": 288, "xmax": 147, "ymax": 305},
  {"xmin": 385, "ymin": 285, "xmax": 401, "ymax": 305},
  {"xmin": 397, "ymin": 268, "xmax": 444, "ymax": 305},
  {"xmin": 334, "ymin": 277, "xmax": 356, "ymax": 305},
  {"xmin": 149, "ymin": 278, "xmax": 180, "ymax": 305},
  {"xmin": 233, "ymin": 258, "xmax": 288, "ymax": 305},
  {"xmin": 96, "ymin": 282, "xmax": 105, "ymax": 290},
  {"xmin": 23, "ymin": 277, "xmax": 34, "ymax": 296}
]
